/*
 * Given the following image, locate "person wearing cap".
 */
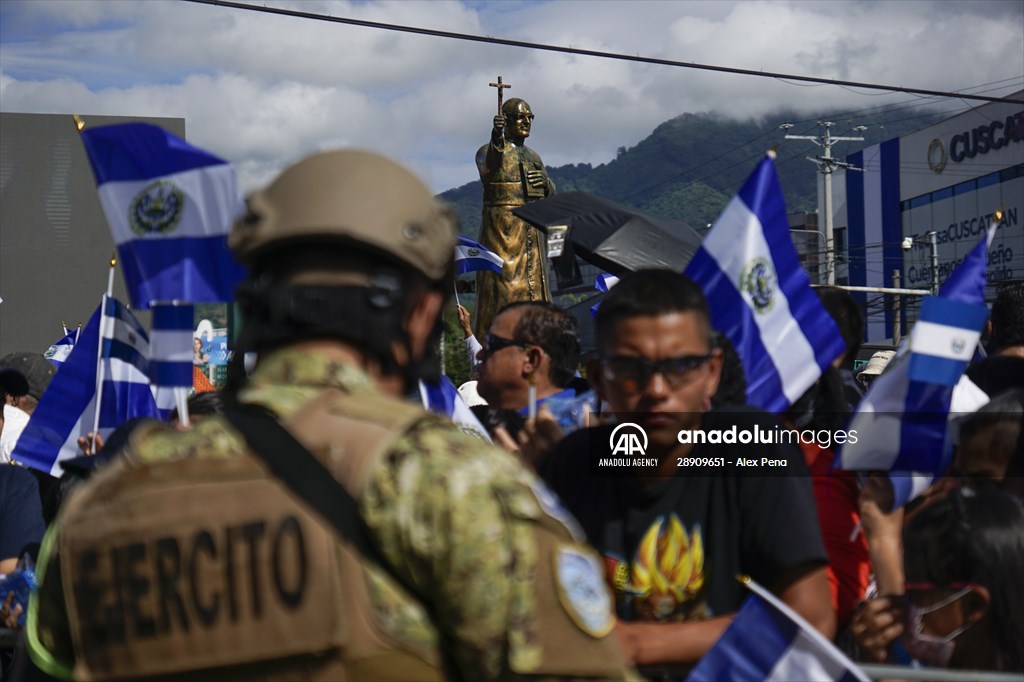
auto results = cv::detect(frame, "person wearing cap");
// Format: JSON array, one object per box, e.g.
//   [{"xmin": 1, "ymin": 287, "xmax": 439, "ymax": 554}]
[
  {"xmin": 0, "ymin": 352, "xmax": 56, "ymax": 416},
  {"xmin": 0, "ymin": 353, "xmax": 56, "ymax": 465},
  {"xmin": 1, "ymin": 368, "xmax": 31, "ymax": 465},
  {"xmin": 27, "ymin": 150, "xmax": 634, "ymax": 681},
  {"xmin": 857, "ymin": 350, "xmax": 895, "ymax": 391}
]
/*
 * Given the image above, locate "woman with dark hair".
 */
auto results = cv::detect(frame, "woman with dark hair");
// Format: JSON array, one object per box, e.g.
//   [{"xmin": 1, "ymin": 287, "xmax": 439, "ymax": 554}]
[{"xmin": 854, "ymin": 485, "xmax": 1024, "ymax": 671}]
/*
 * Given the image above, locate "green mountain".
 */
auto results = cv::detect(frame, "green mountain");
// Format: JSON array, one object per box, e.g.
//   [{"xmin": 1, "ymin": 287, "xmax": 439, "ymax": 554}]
[{"xmin": 441, "ymin": 107, "xmax": 944, "ymax": 235}]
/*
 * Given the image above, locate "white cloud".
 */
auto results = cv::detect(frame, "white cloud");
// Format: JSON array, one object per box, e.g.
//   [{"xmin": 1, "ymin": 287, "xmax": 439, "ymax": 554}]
[{"xmin": 1, "ymin": 0, "xmax": 1021, "ymax": 192}]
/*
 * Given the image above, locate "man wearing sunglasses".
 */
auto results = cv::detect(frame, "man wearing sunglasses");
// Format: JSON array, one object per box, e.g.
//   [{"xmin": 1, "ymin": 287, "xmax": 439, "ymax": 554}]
[
  {"xmin": 476, "ymin": 301, "xmax": 580, "ymax": 413},
  {"xmin": 540, "ymin": 269, "xmax": 834, "ymax": 668}
]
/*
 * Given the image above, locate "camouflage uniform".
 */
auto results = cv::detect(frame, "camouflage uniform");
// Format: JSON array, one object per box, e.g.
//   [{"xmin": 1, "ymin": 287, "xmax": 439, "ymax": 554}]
[{"xmin": 28, "ymin": 348, "xmax": 636, "ymax": 680}]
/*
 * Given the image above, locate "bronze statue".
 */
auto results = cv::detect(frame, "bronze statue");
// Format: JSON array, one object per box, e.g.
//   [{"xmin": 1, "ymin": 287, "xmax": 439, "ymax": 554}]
[{"xmin": 474, "ymin": 80, "xmax": 554, "ymax": 338}]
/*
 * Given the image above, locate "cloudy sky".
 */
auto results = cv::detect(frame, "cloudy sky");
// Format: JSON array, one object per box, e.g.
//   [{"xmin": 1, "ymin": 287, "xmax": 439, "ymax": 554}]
[{"xmin": 2, "ymin": 0, "xmax": 1021, "ymax": 194}]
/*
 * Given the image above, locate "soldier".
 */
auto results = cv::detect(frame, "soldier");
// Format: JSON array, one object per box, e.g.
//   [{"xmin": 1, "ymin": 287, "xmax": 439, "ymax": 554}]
[{"xmin": 26, "ymin": 150, "xmax": 635, "ymax": 681}]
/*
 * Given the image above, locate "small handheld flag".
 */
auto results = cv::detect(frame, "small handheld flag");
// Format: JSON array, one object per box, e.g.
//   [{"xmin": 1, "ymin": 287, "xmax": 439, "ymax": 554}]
[
  {"xmin": 589, "ymin": 272, "xmax": 619, "ymax": 317},
  {"xmin": 838, "ymin": 219, "xmax": 999, "ymax": 506},
  {"xmin": 687, "ymin": 577, "xmax": 868, "ymax": 682},
  {"xmin": 13, "ymin": 297, "xmax": 160, "ymax": 476},
  {"xmin": 595, "ymin": 273, "xmax": 619, "ymax": 292},
  {"xmin": 44, "ymin": 328, "xmax": 79, "ymax": 369},
  {"xmin": 454, "ymin": 236, "xmax": 504, "ymax": 276}
]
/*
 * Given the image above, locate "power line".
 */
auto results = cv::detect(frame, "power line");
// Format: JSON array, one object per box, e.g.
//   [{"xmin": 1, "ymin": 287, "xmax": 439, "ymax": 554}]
[
  {"xmin": 183, "ymin": 0, "xmax": 1023, "ymax": 105},
  {"xmin": 775, "ymin": 81, "xmax": 1020, "ymax": 132}
]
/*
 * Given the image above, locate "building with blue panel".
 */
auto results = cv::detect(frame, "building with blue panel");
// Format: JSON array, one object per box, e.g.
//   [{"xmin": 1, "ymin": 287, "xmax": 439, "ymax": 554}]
[{"xmin": 837, "ymin": 93, "xmax": 1023, "ymax": 342}]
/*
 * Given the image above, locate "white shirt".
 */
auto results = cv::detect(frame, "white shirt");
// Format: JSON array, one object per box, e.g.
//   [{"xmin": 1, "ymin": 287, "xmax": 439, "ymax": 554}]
[
  {"xmin": 465, "ymin": 334, "xmax": 483, "ymax": 368},
  {"xmin": 1, "ymin": 404, "xmax": 31, "ymax": 464}
]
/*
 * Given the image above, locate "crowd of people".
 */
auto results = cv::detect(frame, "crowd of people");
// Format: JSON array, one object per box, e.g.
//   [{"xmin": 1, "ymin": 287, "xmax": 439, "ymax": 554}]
[{"xmin": 0, "ymin": 146, "xmax": 1022, "ymax": 681}]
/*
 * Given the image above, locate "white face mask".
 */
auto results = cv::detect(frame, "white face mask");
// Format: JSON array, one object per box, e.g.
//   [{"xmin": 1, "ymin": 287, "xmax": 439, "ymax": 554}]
[{"xmin": 902, "ymin": 586, "xmax": 975, "ymax": 668}]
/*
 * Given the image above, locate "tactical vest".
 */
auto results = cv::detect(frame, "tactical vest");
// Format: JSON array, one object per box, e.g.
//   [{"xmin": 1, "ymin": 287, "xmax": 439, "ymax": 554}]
[
  {"xmin": 55, "ymin": 390, "xmax": 445, "ymax": 681},
  {"xmin": 52, "ymin": 389, "xmax": 631, "ymax": 681}
]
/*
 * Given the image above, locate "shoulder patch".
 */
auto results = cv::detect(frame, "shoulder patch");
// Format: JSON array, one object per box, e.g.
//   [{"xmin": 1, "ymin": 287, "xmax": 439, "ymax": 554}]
[{"xmin": 554, "ymin": 545, "xmax": 614, "ymax": 638}]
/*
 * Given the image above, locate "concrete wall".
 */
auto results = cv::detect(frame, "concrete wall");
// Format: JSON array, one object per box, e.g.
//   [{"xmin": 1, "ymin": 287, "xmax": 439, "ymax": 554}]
[{"xmin": 0, "ymin": 113, "xmax": 185, "ymax": 355}]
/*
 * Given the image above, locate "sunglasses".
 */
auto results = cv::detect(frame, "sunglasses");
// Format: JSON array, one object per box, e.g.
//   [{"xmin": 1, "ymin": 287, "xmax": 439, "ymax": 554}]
[
  {"xmin": 600, "ymin": 353, "xmax": 712, "ymax": 393},
  {"xmin": 482, "ymin": 333, "xmax": 535, "ymax": 357}
]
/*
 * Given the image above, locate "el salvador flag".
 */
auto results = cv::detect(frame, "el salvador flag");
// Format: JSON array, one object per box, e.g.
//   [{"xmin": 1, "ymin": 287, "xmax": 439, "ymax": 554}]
[
  {"xmin": 80, "ymin": 123, "xmax": 246, "ymax": 309},
  {"xmin": 150, "ymin": 304, "xmax": 195, "ymax": 420},
  {"xmin": 688, "ymin": 577, "xmax": 868, "ymax": 682},
  {"xmin": 837, "ymin": 220, "xmax": 998, "ymax": 506},
  {"xmin": 13, "ymin": 296, "xmax": 160, "ymax": 476},
  {"xmin": 454, "ymin": 236, "xmax": 504, "ymax": 275},
  {"xmin": 684, "ymin": 153, "xmax": 845, "ymax": 413},
  {"xmin": 44, "ymin": 328, "xmax": 78, "ymax": 369}
]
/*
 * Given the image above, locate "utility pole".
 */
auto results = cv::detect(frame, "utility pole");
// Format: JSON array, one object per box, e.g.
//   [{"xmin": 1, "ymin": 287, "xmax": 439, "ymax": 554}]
[
  {"xmin": 929, "ymin": 230, "xmax": 939, "ymax": 295},
  {"xmin": 892, "ymin": 269, "xmax": 902, "ymax": 347},
  {"xmin": 781, "ymin": 122, "xmax": 865, "ymax": 285}
]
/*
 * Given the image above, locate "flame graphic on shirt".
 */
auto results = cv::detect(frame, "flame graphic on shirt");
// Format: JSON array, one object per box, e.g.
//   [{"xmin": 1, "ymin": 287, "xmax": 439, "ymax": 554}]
[{"xmin": 628, "ymin": 514, "xmax": 707, "ymax": 621}]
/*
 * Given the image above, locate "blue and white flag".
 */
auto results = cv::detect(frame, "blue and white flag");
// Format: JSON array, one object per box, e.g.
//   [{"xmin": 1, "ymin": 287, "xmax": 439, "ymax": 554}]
[
  {"xmin": 454, "ymin": 236, "xmax": 504, "ymax": 276},
  {"xmin": 419, "ymin": 376, "xmax": 491, "ymax": 443},
  {"xmin": 838, "ymin": 221, "xmax": 997, "ymax": 497},
  {"xmin": 589, "ymin": 273, "xmax": 619, "ymax": 317},
  {"xmin": 684, "ymin": 153, "xmax": 845, "ymax": 412},
  {"xmin": 80, "ymin": 122, "xmax": 246, "ymax": 309},
  {"xmin": 150, "ymin": 304, "xmax": 195, "ymax": 420},
  {"xmin": 595, "ymin": 273, "xmax": 619, "ymax": 292},
  {"xmin": 44, "ymin": 328, "xmax": 79, "ymax": 369},
  {"xmin": 882, "ymin": 373, "xmax": 989, "ymax": 507},
  {"xmin": 13, "ymin": 297, "xmax": 160, "ymax": 476},
  {"xmin": 688, "ymin": 578, "xmax": 868, "ymax": 682}
]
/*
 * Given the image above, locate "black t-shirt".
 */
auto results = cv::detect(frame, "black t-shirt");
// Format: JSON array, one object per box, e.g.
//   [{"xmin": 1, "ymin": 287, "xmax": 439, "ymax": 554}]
[
  {"xmin": 0, "ymin": 465, "xmax": 46, "ymax": 562},
  {"xmin": 540, "ymin": 408, "xmax": 827, "ymax": 622}
]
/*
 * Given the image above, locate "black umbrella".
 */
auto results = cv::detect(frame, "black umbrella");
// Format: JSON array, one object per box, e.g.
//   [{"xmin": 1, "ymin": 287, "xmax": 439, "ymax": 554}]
[{"xmin": 513, "ymin": 191, "xmax": 704, "ymax": 277}]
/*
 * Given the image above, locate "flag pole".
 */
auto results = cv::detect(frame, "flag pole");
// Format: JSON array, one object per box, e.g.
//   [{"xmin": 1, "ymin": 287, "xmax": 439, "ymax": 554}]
[
  {"xmin": 105, "ymin": 253, "xmax": 116, "ymax": 298},
  {"xmin": 90, "ymin": 254, "xmax": 117, "ymax": 451},
  {"xmin": 439, "ymin": 312, "xmax": 447, "ymax": 377},
  {"xmin": 453, "ymin": 280, "xmax": 461, "ymax": 308}
]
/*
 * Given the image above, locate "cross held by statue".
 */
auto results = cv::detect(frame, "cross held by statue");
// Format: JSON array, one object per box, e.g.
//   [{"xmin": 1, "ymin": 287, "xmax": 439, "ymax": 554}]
[{"xmin": 489, "ymin": 76, "xmax": 511, "ymax": 114}]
